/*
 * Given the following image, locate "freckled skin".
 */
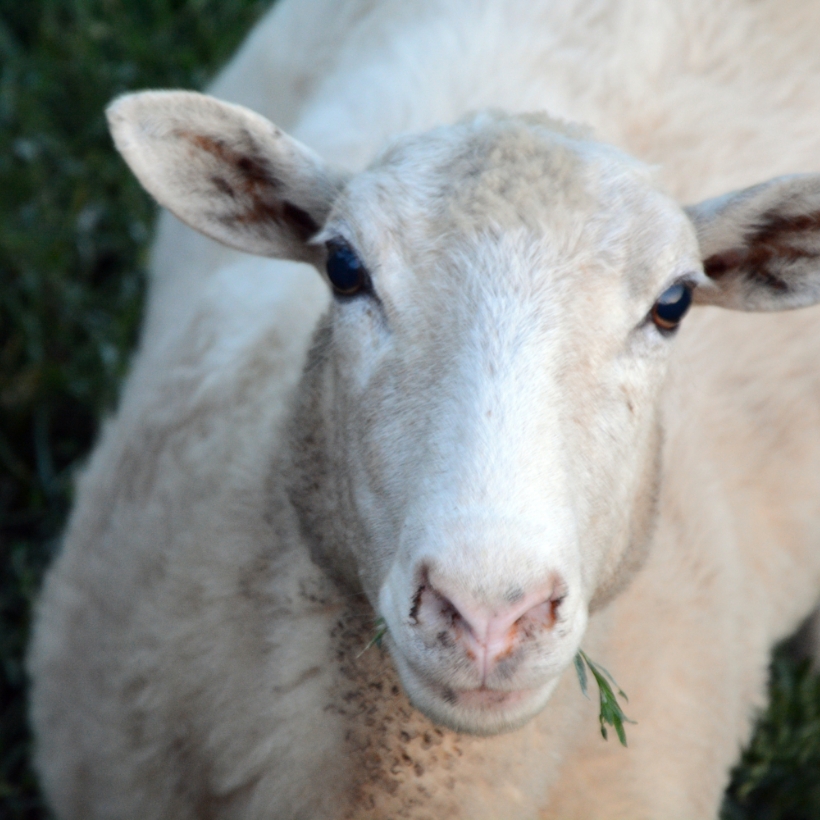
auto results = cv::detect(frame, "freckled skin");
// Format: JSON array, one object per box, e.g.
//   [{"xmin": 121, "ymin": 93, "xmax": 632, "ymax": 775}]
[{"xmin": 322, "ymin": 603, "xmax": 466, "ymax": 819}]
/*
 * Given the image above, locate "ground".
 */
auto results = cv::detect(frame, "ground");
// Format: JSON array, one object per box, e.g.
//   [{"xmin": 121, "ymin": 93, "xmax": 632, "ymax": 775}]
[{"xmin": 1, "ymin": 1, "xmax": 819, "ymax": 818}]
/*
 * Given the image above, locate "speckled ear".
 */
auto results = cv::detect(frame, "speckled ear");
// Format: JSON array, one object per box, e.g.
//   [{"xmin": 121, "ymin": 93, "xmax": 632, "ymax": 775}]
[
  {"xmin": 107, "ymin": 90, "xmax": 349, "ymax": 264},
  {"xmin": 686, "ymin": 174, "xmax": 820, "ymax": 311}
]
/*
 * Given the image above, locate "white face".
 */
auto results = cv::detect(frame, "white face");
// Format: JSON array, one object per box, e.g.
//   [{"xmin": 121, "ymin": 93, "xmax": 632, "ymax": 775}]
[
  {"xmin": 111, "ymin": 93, "xmax": 820, "ymax": 737},
  {"xmin": 295, "ymin": 113, "xmax": 705, "ymax": 734}
]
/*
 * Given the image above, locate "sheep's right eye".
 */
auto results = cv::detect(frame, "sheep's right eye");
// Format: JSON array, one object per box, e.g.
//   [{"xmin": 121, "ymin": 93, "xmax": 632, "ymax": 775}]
[{"xmin": 326, "ymin": 240, "xmax": 370, "ymax": 297}]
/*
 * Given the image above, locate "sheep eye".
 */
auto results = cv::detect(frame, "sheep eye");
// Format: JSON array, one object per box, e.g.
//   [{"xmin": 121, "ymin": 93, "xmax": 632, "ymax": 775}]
[
  {"xmin": 651, "ymin": 283, "xmax": 692, "ymax": 332},
  {"xmin": 326, "ymin": 239, "xmax": 369, "ymax": 296}
]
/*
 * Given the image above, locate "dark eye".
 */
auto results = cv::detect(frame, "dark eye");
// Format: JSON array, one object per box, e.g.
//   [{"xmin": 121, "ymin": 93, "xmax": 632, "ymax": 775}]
[
  {"xmin": 326, "ymin": 239, "xmax": 370, "ymax": 296},
  {"xmin": 651, "ymin": 283, "xmax": 692, "ymax": 332}
]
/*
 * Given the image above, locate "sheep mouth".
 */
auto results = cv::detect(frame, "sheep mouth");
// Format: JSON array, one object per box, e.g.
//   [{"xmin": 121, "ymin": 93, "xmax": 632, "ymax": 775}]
[
  {"xmin": 446, "ymin": 686, "xmax": 535, "ymax": 710},
  {"xmin": 392, "ymin": 651, "xmax": 559, "ymax": 735}
]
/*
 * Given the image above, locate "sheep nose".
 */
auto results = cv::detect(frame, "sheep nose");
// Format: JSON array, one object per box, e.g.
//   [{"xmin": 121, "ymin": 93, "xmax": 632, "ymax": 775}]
[{"xmin": 410, "ymin": 571, "xmax": 565, "ymax": 679}]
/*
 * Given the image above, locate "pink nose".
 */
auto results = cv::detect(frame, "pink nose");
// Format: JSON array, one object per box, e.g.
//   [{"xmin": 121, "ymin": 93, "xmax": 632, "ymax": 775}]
[{"xmin": 410, "ymin": 570, "xmax": 565, "ymax": 681}]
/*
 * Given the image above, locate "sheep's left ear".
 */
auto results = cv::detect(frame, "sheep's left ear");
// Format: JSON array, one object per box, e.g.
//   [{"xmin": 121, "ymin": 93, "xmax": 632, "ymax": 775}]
[
  {"xmin": 686, "ymin": 175, "xmax": 820, "ymax": 311},
  {"xmin": 107, "ymin": 91, "xmax": 349, "ymax": 264}
]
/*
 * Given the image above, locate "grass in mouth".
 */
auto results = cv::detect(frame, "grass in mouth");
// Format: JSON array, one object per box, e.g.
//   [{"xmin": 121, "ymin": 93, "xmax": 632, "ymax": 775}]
[
  {"xmin": 574, "ymin": 649, "xmax": 634, "ymax": 747},
  {"xmin": 358, "ymin": 617, "xmax": 388, "ymax": 658}
]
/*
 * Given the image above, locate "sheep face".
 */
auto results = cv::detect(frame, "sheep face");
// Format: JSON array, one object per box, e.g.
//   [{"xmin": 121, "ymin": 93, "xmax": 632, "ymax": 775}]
[
  {"xmin": 107, "ymin": 92, "xmax": 820, "ymax": 736},
  {"xmin": 287, "ymin": 112, "xmax": 703, "ymax": 734}
]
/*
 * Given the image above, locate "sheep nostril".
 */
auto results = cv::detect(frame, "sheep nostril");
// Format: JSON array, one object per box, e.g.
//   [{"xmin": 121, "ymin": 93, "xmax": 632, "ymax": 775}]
[
  {"xmin": 409, "ymin": 584, "xmax": 424, "ymax": 624},
  {"xmin": 410, "ymin": 579, "xmax": 467, "ymax": 632},
  {"xmin": 440, "ymin": 596, "xmax": 461, "ymax": 629}
]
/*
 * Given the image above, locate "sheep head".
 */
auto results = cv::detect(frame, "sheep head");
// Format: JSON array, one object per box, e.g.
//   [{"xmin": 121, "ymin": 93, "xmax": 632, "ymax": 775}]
[{"xmin": 108, "ymin": 91, "xmax": 820, "ymax": 735}]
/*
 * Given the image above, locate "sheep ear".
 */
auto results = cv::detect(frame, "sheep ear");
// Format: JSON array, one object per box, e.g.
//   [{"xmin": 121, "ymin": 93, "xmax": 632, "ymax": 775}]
[
  {"xmin": 686, "ymin": 175, "xmax": 820, "ymax": 311},
  {"xmin": 106, "ymin": 91, "xmax": 348, "ymax": 263}
]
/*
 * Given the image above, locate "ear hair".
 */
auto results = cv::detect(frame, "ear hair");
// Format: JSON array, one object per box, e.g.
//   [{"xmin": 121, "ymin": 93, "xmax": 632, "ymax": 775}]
[
  {"xmin": 686, "ymin": 174, "xmax": 820, "ymax": 311},
  {"xmin": 107, "ymin": 90, "xmax": 349, "ymax": 263}
]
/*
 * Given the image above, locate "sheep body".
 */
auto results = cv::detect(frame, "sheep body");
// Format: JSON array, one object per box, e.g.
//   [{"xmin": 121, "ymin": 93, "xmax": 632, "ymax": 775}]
[{"xmin": 28, "ymin": 1, "xmax": 820, "ymax": 818}]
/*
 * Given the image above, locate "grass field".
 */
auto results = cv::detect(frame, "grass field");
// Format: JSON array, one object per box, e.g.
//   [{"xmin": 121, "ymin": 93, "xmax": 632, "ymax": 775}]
[{"xmin": 1, "ymin": 2, "xmax": 820, "ymax": 818}]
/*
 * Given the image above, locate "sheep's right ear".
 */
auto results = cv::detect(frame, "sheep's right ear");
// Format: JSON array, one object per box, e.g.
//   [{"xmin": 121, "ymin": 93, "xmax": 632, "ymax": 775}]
[{"xmin": 107, "ymin": 91, "xmax": 349, "ymax": 264}]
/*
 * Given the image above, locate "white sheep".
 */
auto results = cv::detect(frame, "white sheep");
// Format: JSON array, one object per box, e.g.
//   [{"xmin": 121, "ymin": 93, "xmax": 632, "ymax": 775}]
[{"xmin": 28, "ymin": 1, "xmax": 820, "ymax": 818}]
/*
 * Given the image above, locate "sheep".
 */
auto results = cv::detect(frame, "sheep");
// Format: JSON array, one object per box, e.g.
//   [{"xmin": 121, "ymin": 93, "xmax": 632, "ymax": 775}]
[{"xmin": 27, "ymin": 0, "xmax": 820, "ymax": 818}]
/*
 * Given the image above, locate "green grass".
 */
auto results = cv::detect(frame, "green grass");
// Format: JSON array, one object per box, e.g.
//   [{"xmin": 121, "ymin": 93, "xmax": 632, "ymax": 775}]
[
  {"xmin": 723, "ymin": 648, "xmax": 820, "ymax": 820},
  {"xmin": 1, "ymin": 2, "xmax": 819, "ymax": 818}
]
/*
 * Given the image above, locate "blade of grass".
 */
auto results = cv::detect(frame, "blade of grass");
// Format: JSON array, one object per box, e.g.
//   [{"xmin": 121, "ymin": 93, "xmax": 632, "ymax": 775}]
[
  {"xmin": 357, "ymin": 617, "xmax": 388, "ymax": 658},
  {"xmin": 575, "ymin": 649, "xmax": 634, "ymax": 747}
]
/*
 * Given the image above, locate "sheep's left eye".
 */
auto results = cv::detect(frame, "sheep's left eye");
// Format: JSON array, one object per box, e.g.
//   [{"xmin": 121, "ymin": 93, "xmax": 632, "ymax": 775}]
[{"xmin": 651, "ymin": 283, "xmax": 692, "ymax": 332}]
